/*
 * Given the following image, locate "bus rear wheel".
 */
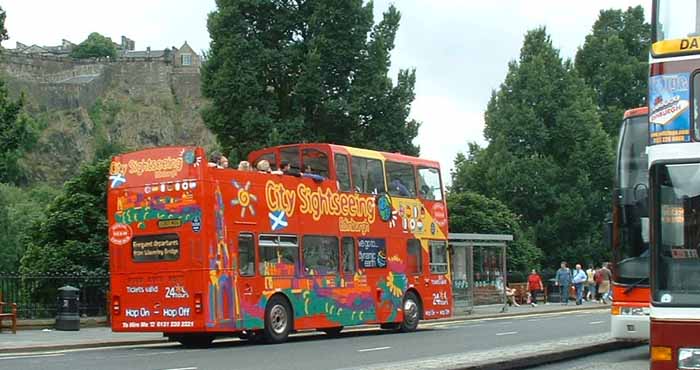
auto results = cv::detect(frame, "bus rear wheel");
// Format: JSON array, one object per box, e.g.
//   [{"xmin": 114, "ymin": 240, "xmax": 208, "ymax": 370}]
[
  {"xmin": 264, "ymin": 295, "xmax": 292, "ymax": 344},
  {"xmin": 400, "ymin": 291, "xmax": 420, "ymax": 332}
]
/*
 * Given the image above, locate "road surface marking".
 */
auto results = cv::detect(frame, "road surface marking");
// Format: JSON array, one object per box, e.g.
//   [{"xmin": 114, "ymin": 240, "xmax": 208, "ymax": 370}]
[
  {"xmin": 589, "ymin": 321, "xmax": 604, "ymax": 325},
  {"xmin": 133, "ymin": 351, "xmax": 179, "ymax": 357},
  {"xmin": 0, "ymin": 353, "xmax": 64, "ymax": 361},
  {"xmin": 496, "ymin": 331, "xmax": 518, "ymax": 336},
  {"xmin": 357, "ymin": 346, "xmax": 391, "ymax": 352},
  {"xmin": 158, "ymin": 367, "xmax": 197, "ymax": 370}
]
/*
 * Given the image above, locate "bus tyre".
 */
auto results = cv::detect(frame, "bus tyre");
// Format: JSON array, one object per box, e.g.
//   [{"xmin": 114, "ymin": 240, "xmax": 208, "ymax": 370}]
[
  {"xmin": 400, "ymin": 291, "xmax": 420, "ymax": 332},
  {"xmin": 322, "ymin": 326, "xmax": 343, "ymax": 337},
  {"xmin": 264, "ymin": 295, "xmax": 292, "ymax": 344},
  {"xmin": 176, "ymin": 334, "xmax": 214, "ymax": 348}
]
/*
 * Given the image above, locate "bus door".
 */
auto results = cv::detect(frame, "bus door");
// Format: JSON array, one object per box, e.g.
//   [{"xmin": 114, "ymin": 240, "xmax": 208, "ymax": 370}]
[
  {"xmin": 423, "ymin": 239, "xmax": 451, "ymax": 318},
  {"xmin": 237, "ymin": 232, "xmax": 263, "ymax": 329}
]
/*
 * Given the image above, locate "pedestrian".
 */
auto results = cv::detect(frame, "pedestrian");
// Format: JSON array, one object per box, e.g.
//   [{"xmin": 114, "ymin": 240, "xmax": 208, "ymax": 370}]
[
  {"xmin": 505, "ymin": 284, "xmax": 520, "ymax": 307},
  {"xmin": 596, "ymin": 263, "xmax": 612, "ymax": 303},
  {"xmin": 586, "ymin": 264, "xmax": 597, "ymax": 301},
  {"xmin": 572, "ymin": 264, "xmax": 587, "ymax": 305},
  {"xmin": 555, "ymin": 262, "xmax": 571, "ymax": 305},
  {"xmin": 526, "ymin": 269, "xmax": 544, "ymax": 307},
  {"xmin": 601, "ymin": 263, "xmax": 613, "ymax": 303}
]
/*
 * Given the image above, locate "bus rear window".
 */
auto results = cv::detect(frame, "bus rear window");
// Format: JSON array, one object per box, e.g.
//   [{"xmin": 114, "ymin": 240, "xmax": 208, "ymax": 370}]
[{"xmin": 132, "ymin": 234, "xmax": 180, "ymax": 262}]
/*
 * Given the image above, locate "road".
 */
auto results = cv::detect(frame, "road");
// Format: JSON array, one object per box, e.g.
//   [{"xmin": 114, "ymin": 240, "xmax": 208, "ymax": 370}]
[
  {"xmin": 528, "ymin": 344, "xmax": 649, "ymax": 370},
  {"xmin": 0, "ymin": 310, "xmax": 612, "ymax": 370}
]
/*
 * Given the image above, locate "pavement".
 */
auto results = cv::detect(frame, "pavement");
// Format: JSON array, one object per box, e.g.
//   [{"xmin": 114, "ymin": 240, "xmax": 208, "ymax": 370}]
[{"xmin": 0, "ymin": 301, "xmax": 612, "ymax": 354}]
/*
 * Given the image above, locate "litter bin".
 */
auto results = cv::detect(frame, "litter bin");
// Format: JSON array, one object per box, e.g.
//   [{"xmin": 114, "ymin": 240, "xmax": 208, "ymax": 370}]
[{"xmin": 55, "ymin": 285, "xmax": 80, "ymax": 331}]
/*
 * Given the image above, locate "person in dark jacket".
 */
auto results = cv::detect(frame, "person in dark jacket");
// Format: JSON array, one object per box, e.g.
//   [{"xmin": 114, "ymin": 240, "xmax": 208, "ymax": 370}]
[{"xmin": 555, "ymin": 262, "xmax": 572, "ymax": 305}]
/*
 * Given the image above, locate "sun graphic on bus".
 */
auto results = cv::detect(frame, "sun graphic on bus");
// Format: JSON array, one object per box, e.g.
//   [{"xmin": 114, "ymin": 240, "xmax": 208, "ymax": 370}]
[{"xmin": 231, "ymin": 180, "xmax": 257, "ymax": 217}]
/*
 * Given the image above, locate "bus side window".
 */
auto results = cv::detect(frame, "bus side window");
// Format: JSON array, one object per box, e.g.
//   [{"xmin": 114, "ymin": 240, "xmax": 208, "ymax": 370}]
[
  {"xmin": 341, "ymin": 237, "xmax": 356, "ymax": 274},
  {"xmin": 281, "ymin": 147, "xmax": 300, "ymax": 172},
  {"xmin": 302, "ymin": 148, "xmax": 329, "ymax": 178},
  {"xmin": 239, "ymin": 233, "xmax": 256, "ymax": 276},
  {"xmin": 259, "ymin": 234, "xmax": 298, "ymax": 276},
  {"xmin": 335, "ymin": 154, "xmax": 352, "ymax": 192},
  {"xmin": 303, "ymin": 236, "xmax": 339, "ymax": 275},
  {"xmin": 407, "ymin": 239, "xmax": 422, "ymax": 274},
  {"xmin": 254, "ymin": 152, "xmax": 277, "ymax": 171},
  {"xmin": 418, "ymin": 167, "xmax": 443, "ymax": 201},
  {"xmin": 429, "ymin": 240, "xmax": 448, "ymax": 274},
  {"xmin": 386, "ymin": 161, "xmax": 417, "ymax": 198},
  {"xmin": 351, "ymin": 156, "xmax": 386, "ymax": 194}
]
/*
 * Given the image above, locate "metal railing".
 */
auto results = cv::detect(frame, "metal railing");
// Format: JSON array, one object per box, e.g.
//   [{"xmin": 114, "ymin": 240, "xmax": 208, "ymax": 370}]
[{"xmin": 0, "ymin": 273, "xmax": 108, "ymax": 319}]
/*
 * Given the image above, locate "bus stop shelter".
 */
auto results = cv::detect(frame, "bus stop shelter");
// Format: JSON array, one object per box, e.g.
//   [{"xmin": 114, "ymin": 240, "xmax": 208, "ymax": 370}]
[{"xmin": 449, "ymin": 233, "xmax": 513, "ymax": 314}]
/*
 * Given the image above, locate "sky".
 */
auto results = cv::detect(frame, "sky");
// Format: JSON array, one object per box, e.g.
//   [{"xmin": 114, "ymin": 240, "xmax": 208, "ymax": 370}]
[{"xmin": 2, "ymin": 0, "xmax": 650, "ymax": 183}]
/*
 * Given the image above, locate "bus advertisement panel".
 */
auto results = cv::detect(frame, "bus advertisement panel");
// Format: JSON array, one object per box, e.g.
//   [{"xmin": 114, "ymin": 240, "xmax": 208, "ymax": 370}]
[{"xmin": 108, "ymin": 144, "xmax": 451, "ymax": 346}]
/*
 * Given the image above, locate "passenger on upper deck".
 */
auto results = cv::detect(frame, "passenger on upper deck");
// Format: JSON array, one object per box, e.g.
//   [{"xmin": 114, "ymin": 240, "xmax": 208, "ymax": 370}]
[
  {"xmin": 208, "ymin": 152, "xmax": 222, "ymax": 168},
  {"xmin": 302, "ymin": 164, "xmax": 324, "ymax": 182},
  {"xmin": 237, "ymin": 161, "xmax": 252, "ymax": 171},
  {"xmin": 256, "ymin": 160, "xmax": 272, "ymax": 173},
  {"xmin": 280, "ymin": 161, "xmax": 300, "ymax": 177},
  {"xmin": 218, "ymin": 156, "xmax": 229, "ymax": 169}
]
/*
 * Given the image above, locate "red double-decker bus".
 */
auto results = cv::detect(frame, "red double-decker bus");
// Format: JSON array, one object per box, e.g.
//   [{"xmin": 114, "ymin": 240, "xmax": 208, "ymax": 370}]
[
  {"xmin": 610, "ymin": 107, "xmax": 651, "ymax": 341},
  {"xmin": 649, "ymin": 1, "xmax": 700, "ymax": 368},
  {"xmin": 108, "ymin": 144, "xmax": 451, "ymax": 346}
]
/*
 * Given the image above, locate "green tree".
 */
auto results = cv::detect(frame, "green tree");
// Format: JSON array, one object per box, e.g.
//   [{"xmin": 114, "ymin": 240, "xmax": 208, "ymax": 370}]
[
  {"xmin": 453, "ymin": 28, "xmax": 614, "ymax": 268},
  {"xmin": 575, "ymin": 6, "xmax": 650, "ymax": 138},
  {"xmin": 0, "ymin": 184, "xmax": 58, "ymax": 272},
  {"xmin": 70, "ymin": 32, "xmax": 117, "ymax": 59},
  {"xmin": 20, "ymin": 159, "xmax": 110, "ymax": 277},
  {"xmin": 447, "ymin": 190, "xmax": 542, "ymax": 272},
  {"xmin": 202, "ymin": 0, "xmax": 420, "ymax": 161},
  {"xmin": 0, "ymin": 7, "xmax": 36, "ymax": 185}
]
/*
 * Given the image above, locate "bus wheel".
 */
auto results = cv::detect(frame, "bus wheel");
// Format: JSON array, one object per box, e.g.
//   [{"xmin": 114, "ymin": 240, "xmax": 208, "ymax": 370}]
[
  {"xmin": 322, "ymin": 326, "xmax": 343, "ymax": 337},
  {"xmin": 176, "ymin": 334, "xmax": 215, "ymax": 348},
  {"xmin": 400, "ymin": 291, "xmax": 420, "ymax": 332},
  {"xmin": 264, "ymin": 295, "xmax": 291, "ymax": 344}
]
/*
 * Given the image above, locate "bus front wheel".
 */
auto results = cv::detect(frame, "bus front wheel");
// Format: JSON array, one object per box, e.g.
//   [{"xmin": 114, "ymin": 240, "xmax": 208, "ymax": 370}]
[
  {"xmin": 400, "ymin": 291, "xmax": 420, "ymax": 332},
  {"xmin": 264, "ymin": 295, "xmax": 292, "ymax": 344}
]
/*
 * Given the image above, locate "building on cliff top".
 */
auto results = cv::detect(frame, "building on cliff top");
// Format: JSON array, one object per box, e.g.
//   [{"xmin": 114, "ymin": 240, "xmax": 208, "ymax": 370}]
[{"xmin": 9, "ymin": 36, "xmax": 200, "ymax": 67}]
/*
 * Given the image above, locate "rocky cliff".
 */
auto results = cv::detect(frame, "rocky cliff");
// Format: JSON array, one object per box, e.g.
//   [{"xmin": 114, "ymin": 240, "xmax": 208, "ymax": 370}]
[{"xmin": 0, "ymin": 53, "xmax": 217, "ymax": 184}]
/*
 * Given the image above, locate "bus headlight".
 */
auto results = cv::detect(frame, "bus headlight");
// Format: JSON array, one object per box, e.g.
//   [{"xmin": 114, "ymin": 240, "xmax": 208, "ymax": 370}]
[
  {"xmin": 679, "ymin": 348, "xmax": 700, "ymax": 369},
  {"xmin": 620, "ymin": 307, "xmax": 647, "ymax": 316}
]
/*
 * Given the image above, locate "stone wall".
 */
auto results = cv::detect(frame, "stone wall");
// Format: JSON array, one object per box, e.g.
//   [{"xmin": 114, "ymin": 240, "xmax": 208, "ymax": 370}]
[{"xmin": 0, "ymin": 52, "xmax": 217, "ymax": 185}]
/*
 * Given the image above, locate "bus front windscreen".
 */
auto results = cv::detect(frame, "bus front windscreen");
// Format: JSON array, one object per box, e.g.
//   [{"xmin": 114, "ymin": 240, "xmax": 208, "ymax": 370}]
[
  {"xmin": 615, "ymin": 115, "xmax": 649, "ymax": 284},
  {"xmin": 653, "ymin": 163, "xmax": 700, "ymax": 306},
  {"xmin": 654, "ymin": 0, "xmax": 700, "ymax": 43}
]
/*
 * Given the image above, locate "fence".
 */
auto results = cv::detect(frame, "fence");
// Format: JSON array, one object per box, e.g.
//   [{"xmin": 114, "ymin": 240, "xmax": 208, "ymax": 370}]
[{"xmin": 0, "ymin": 273, "xmax": 109, "ymax": 319}]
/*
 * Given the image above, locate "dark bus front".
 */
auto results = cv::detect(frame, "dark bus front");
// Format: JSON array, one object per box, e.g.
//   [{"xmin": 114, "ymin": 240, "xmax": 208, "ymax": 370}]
[{"xmin": 611, "ymin": 108, "xmax": 651, "ymax": 340}]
